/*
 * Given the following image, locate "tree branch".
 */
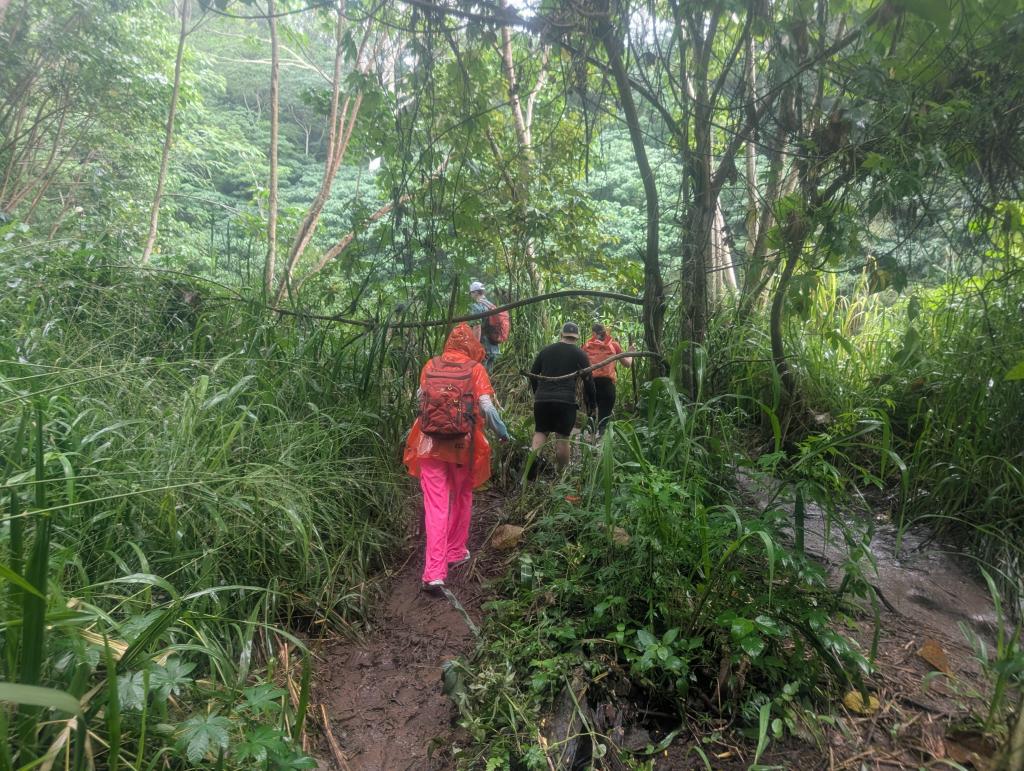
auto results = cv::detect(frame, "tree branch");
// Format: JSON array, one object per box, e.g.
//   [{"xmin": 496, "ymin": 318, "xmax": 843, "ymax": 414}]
[
  {"xmin": 521, "ymin": 351, "xmax": 662, "ymax": 381},
  {"xmin": 272, "ymin": 289, "xmax": 644, "ymax": 327}
]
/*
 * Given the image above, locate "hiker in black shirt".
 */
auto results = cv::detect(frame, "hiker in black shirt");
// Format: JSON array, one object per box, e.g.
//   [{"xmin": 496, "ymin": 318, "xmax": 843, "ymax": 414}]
[{"xmin": 529, "ymin": 322, "xmax": 597, "ymax": 470}]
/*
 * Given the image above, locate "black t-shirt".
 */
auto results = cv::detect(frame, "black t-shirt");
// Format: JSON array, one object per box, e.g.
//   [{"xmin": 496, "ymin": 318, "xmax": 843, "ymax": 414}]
[{"xmin": 530, "ymin": 341, "xmax": 597, "ymax": 406}]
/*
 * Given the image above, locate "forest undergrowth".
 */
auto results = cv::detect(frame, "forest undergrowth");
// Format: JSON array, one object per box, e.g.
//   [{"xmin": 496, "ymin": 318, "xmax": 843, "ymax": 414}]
[
  {"xmin": 0, "ymin": 252, "xmax": 406, "ymax": 770},
  {"xmin": 2, "ymin": 248, "xmax": 1023, "ymax": 769},
  {"xmin": 439, "ymin": 277, "xmax": 1024, "ymax": 767}
]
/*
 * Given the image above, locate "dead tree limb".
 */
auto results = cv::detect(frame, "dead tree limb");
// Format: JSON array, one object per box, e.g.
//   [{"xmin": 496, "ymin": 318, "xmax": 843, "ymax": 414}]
[
  {"xmin": 521, "ymin": 352, "xmax": 663, "ymax": 382},
  {"xmin": 272, "ymin": 289, "xmax": 644, "ymax": 328}
]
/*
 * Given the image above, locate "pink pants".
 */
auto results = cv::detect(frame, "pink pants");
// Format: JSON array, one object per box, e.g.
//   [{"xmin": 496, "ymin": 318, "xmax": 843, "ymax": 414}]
[{"xmin": 419, "ymin": 458, "xmax": 474, "ymax": 583}]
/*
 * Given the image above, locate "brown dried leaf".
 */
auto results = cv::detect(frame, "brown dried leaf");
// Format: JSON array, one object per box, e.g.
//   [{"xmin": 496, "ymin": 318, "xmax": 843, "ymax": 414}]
[
  {"xmin": 842, "ymin": 690, "xmax": 880, "ymax": 715},
  {"xmin": 944, "ymin": 739, "xmax": 992, "ymax": 770},
  {"xmin": 490, "ymin": 524, "xmax": 524, "ymax": 551},
  {"xmin": 917, "ymin": 638, "xmax": 952, "ymax": 674}
]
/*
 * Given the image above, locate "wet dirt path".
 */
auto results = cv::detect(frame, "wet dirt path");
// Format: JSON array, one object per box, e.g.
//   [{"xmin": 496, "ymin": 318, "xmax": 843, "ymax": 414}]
[
  {"xmin": 311, "ymin": 471, "xmax": 1003, "ymax": 770},
  {"xmin": 312, "ymin": 491, "xmax": 506, "ymax": 771},
  {"xmin": 735, "ymin": 472, "xmax": 1002, "ymax": 768}
]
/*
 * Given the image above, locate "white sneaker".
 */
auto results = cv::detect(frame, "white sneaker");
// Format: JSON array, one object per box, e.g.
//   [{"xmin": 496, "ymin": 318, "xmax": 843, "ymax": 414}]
[
  {"xmin": 448, "ymin": 550, "xmax": 471, "ymax": 568},
  {"xmin": 422, "ymin": 579, "xmax": 445, "ymax": 596}
]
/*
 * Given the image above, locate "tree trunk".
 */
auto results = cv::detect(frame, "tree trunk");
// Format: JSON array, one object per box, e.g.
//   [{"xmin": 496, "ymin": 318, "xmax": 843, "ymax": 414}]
[
  {"xmin": 738, "ymin": 151, "xmax": 787, "ymax": 317},
  {"xmin": 744, "ymin": 34, "xmax": 759, "ymax": 280},
  {"xmin": 717, "ymin": 200, "xmax": 737, "ymax": 291},
  {"xmin": 264, "ymin": 0, "xmax": 280, "ymax": 298},
  {"xmin": 597, "ymin": 13, "xmax": 664, "ymax": 358},
  {"xmin": 708, "ymin": 197, "xmax": 736, "ymax": 308},
  {"xmin": 498, "ymin": 2, "xmax": 547, "ymax": 295},
  {"xmin": 141, "ymin": 0, "xmax": 190, "ymax": 264},
  {"xmin": 769, "ymin": 241, "xmax": 801, "ymax": 404},
  {"xmin": 291, "ymin": 155, "xmax": 450, "ymax": 295},
  {"xmin": 274, "ymin": 0, "xmax": 370, "ymax": 305}
]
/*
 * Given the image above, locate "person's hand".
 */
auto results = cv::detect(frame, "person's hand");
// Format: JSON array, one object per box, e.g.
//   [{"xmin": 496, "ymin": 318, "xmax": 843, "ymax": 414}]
[{"xmin": 499, "ymin": 433, "xmax": 510, "ymax": 444}]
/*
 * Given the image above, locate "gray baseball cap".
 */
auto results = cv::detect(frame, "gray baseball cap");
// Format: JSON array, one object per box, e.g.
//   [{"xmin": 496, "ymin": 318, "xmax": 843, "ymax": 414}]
[{"xmin": 561, "ymin": 322, "xmax": 580, "ymax": 339}]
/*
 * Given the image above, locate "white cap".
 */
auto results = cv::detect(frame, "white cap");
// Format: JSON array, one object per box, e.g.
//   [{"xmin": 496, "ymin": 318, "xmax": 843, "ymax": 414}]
[{"xmin": 469, "ymin": 281, "xmax": 485, "ymax": 293}]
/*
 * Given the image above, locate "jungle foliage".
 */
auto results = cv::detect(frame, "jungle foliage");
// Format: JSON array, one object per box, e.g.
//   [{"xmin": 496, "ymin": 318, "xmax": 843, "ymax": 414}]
[{"xmin": 2, "ymin": 0, "xmax": 1024, "ymax": 767}]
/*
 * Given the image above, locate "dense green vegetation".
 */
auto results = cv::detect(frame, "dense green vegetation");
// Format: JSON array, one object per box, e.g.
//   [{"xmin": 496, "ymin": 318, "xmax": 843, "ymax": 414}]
[{"xmin": 2, "ymin": 0, "xmax": 1023, "ymax": 768}]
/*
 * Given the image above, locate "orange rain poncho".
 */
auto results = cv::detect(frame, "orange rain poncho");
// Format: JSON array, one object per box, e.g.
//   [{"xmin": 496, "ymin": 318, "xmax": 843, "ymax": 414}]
[
  {"xmin": 403, "ymin": 323, "xmax": 495, "ymax": 489},
  {"xmin": 581, "ymin": 333, "xmax": 626, "ymax": 381}
]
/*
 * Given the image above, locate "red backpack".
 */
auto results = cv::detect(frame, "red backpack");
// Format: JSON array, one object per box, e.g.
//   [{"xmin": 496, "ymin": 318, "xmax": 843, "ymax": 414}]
[
  {"xmin": 482, "ymin": 301, "xmax": 510, "ymax": 344},
  {"xmin": 419, "ymin": 357, "xmax": 476, "ymax": 438}
]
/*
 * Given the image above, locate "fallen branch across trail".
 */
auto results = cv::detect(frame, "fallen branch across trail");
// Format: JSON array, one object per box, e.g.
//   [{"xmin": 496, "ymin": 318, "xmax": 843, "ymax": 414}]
[
  {"xmin": 521, "ymin": 351, "xmax": 663, "ymax": 381},
  {"xmin": 272, "ymin": 289, "xmax": 644, "ymax": 328}
]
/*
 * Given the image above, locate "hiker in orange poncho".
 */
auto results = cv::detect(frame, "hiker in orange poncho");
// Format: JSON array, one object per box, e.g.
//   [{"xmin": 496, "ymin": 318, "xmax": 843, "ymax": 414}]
[
  {"xmin": 403, "ymin": 323, "xmax": 509, "ymax": 595},
  {"xmin": 581, "ymin": 322, "xmax": 633, "ymax": 434}
]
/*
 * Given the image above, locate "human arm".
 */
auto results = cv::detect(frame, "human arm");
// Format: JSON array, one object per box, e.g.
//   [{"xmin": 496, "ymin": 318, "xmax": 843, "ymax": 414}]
[
  {"xmin": 478, "ymin": 394, "xmax": 510, "ymax": 441},
  {"xmin": 615, "ymin": 339, "xmax": 633, "ymax": 368},
  {"xmin": 578, "ymin": 349, "xmax": 597, "ymax": 411},
  {"xmin": 529, "ymin": 351, "xmax": 542, "ymax": 394},
  {"xmin": 468, "ymin": 302, "xmax": 485, "ymax": 339}
]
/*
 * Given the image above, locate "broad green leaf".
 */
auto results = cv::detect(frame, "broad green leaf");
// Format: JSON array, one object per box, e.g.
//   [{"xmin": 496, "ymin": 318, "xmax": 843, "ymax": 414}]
[
  {"xmin": 0, "ymin": 683, "xmax": 79, "ymax": 714},
  {"xmin": 179, "ymin": 713, "xmax": 231, "ymax": 764},
  {"xmin": 730, "ymin": 618, "xmax": 755, "ymax": 639},
  {"xmin": 151, "ymin": 657, "xmax": 196, "ymax": 700},
  {"xmin": 117, "ymin": 671, "xmax": 146, "ymax": 711},
  {"xmin": 753, "ymin": 701, "xmax": 771, "ymax": 764},
  {"xmin": 636, "ymin": 628, "xmax": 657, "ymax": 649},
  {"xmin": 740, "ymin": 634, "xmax": 766, "ymax": 658},
  {"xmin": 238, "ymin": 683, "xmax": 286, "ymax": 716},
  {"xmin": 232, "ymin": 725, "xmax": 286, "ymax": 765},
  {"xmin": 1004, "ymin": 360, "xmax": 1024, "ymax": 380}
]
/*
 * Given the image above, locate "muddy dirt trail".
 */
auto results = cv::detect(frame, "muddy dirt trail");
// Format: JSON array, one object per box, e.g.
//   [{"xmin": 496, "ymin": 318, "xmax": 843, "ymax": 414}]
[
  {"xmin": 312, "ymin": 473, "xmax": 1003, "ymax": 770},
  {"xmin": 312, "ymin": 490, "xmax": 507, "ymax": 771}
]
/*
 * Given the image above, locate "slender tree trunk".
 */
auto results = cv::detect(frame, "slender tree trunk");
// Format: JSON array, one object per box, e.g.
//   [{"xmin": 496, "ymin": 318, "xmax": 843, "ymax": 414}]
[
  {"xmin": 274, "ymin": 0, "xmax": 370, "ymax": 304},
  {"xmin": 264, "ymin": 0, "xmax": 280, "ymax": 298},
  {"xmin": 744, "ymin": 34, "xmax": 759, "ymax": 278},
  {"xmin": 708, "ymin": 198, "xmax": 736, "ymax": 306},
  {"xmin": 597, "ymin": 12, "xmax": 664, "ymax": 357},
  {"xmin": 717, "ymin": 200, "xmax": 737, "ymax": 290},
  {"xmin": 769, "ymin": 237, "xmax": 802, "ymax": 402},
  {"xmin": 497, "ymin": 1, "xmax": 547, "ymax": 295},
  {"xmin": 292, "ymin": 155, "xmax": 450, "ymax": 295},
  {"xmin": 142, "ymin": 0, "xmax": 190, "ymax": 264}
]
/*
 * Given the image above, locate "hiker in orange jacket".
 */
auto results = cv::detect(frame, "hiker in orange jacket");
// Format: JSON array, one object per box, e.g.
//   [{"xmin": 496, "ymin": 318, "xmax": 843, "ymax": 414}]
[
  {"xmin": 580, "ymin": 322, "xmax": 633, "ymax": 434},
  {"xmin": 403, "ymin": 323, "xmax": 509, "ymax": 595}
]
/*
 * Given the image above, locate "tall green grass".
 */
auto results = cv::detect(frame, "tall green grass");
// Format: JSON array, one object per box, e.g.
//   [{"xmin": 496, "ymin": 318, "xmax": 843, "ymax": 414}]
[{"xmin": 1, "ymin": 252, "xmax": 405, "ymax": 768}]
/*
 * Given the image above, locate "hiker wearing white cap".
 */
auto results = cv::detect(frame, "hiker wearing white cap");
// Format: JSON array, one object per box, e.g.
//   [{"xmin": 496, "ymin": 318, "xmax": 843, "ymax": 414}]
[
  {"xmin": 468, "ymin": 282, "xmax": 508, "ymax": 373},
  {"xmin": 527, "ymin": 322, "xmax": 596, "ymax": 471}
]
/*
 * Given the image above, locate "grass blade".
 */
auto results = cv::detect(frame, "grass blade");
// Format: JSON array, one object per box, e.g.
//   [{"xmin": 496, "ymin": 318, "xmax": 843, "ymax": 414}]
[
  {"xmin": 103, "ymin": 638, "xmax": 121, "ymax": 771},
  {"xmin": 17, "ymin": 408, "xmax": 51, "ymax": 758},
  {"xmin": 0, "ymin": 684, "xmax": 79, "ymax": 715}
]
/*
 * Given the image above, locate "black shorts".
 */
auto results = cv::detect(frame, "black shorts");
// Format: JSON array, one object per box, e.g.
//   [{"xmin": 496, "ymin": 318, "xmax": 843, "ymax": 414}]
[{"xmin": 534, "ymin": 401, "xmax": 577, "ymax": 437}]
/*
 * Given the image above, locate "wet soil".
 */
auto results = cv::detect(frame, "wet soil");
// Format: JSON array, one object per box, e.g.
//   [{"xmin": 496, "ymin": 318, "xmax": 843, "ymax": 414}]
[
  {"xmin": 311, "ymin": 473, "xmax": 1006, "ymax": 770},
  {"xmin": 311, "ymin": 489, "xmax": 508, "ymax": 770}
]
